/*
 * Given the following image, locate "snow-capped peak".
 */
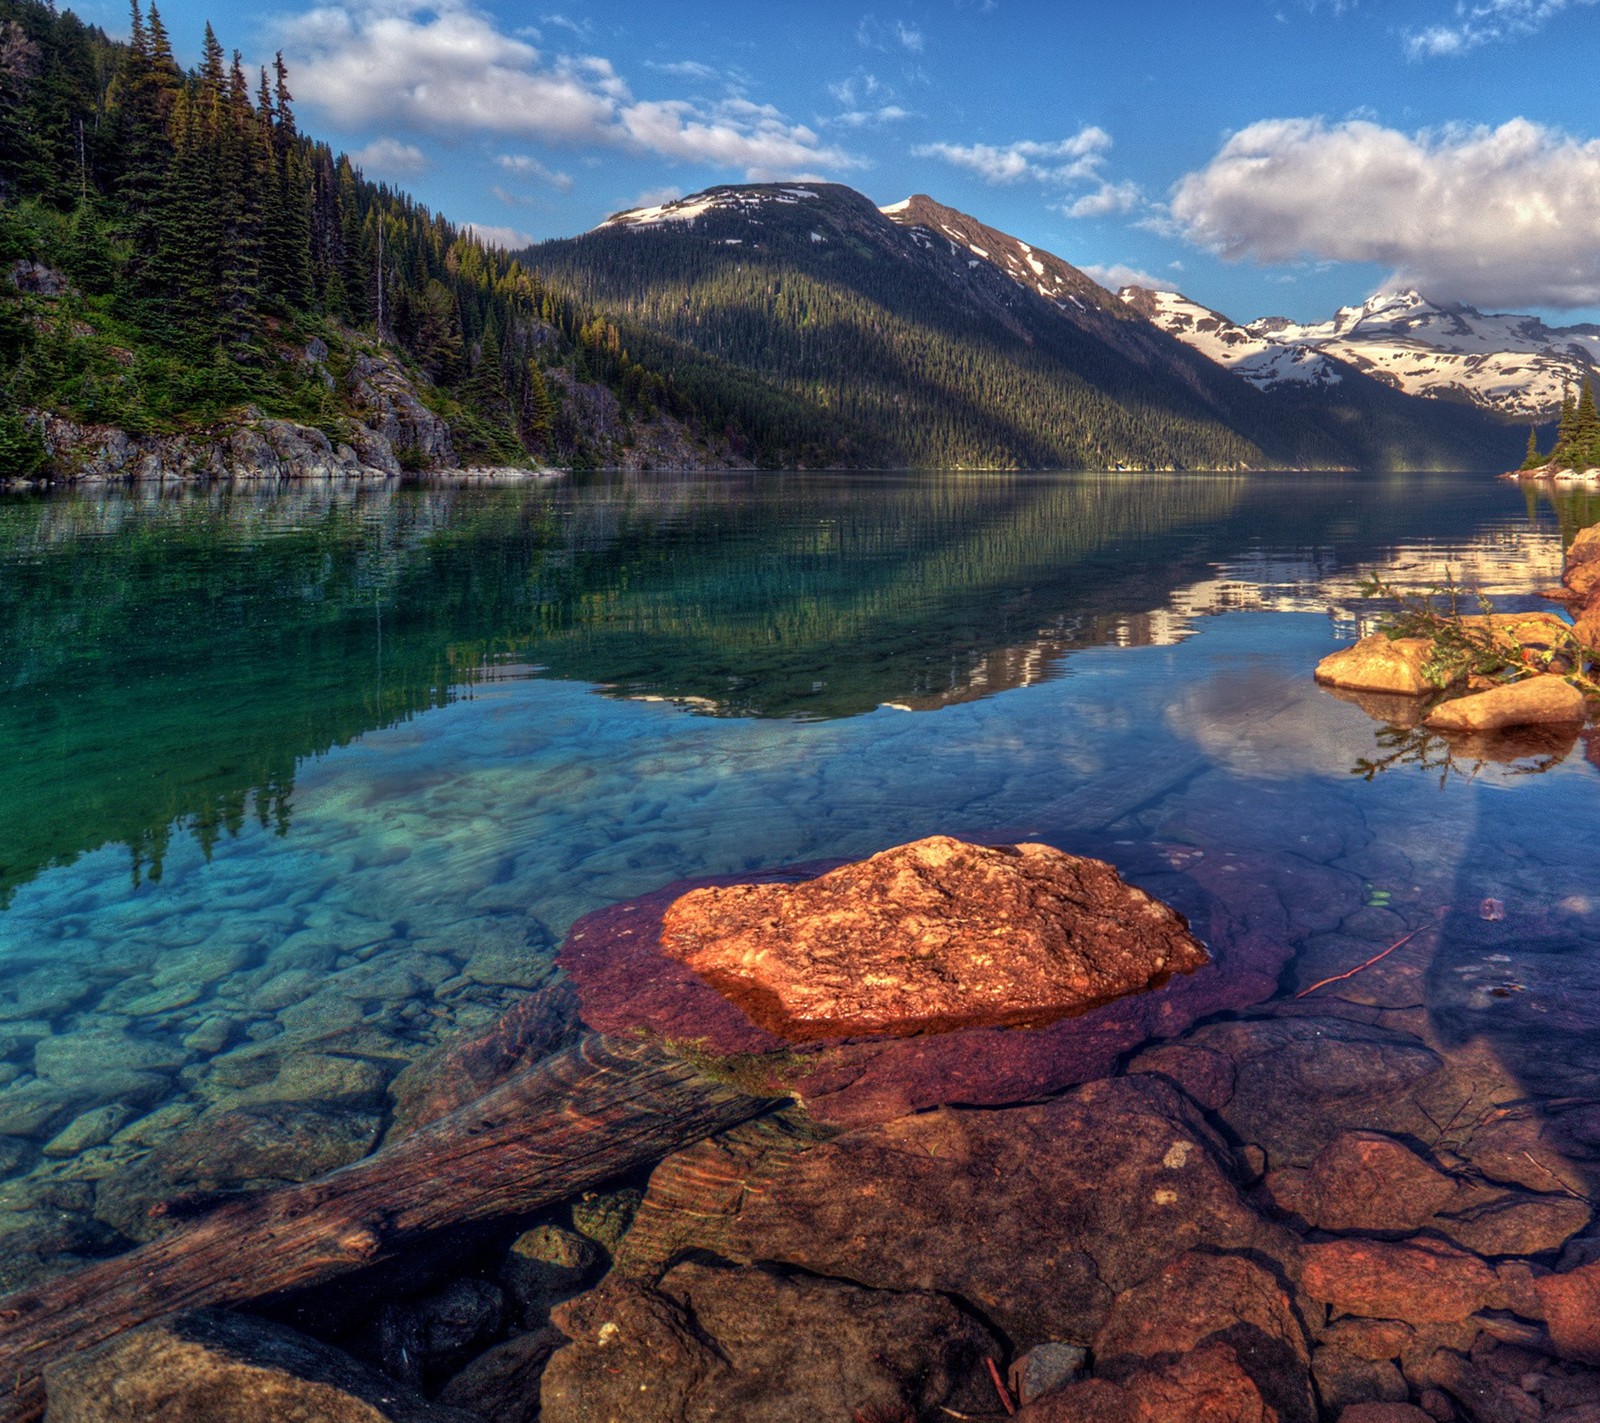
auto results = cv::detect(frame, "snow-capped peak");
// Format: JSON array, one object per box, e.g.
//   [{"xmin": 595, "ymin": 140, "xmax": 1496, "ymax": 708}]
[
  {"xmin": 1119, "ymin": 287, "xmax": 1343, "ymax": 390},
  {"xmin": 1137, "ymin": 282, "xmax": 1600, "ymax": 416},
  {"xmin": 599, "ymin": 185, "xmax": 820, "ymax": 230}
]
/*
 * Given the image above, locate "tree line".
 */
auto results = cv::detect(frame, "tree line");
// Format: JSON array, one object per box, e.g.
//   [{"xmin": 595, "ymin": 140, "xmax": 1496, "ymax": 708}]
[{"xmin": 0, "ymin": 0, "xmax": 764, "ymax": 474}]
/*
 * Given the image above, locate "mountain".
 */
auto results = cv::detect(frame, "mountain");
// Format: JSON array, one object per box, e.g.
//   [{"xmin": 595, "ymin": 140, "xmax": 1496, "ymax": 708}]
[
  {"xmin": 1128, "ymin": 285, "xmax": 1600, "ymax": 419},
  {"xmin": 530, "ymin": 184, "xmax": 1523, "ymax": 471},
  {"xmin": 531, "ymin": 186, "xmax": 1514, "ymax": 471}
]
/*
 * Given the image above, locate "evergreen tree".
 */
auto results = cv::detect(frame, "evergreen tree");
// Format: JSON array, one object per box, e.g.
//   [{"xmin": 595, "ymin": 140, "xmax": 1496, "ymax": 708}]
[
  {"xmin": 1577, "ymin": 379, "xmax": 1600, "ymax": 470},
  {"xmin": 1521, "ymin": 424, "xmax": 1543, "ymax": 471},
  {"xmin": 1555, "ymin": 386, "xmax": 1578, "ymax": 465}
]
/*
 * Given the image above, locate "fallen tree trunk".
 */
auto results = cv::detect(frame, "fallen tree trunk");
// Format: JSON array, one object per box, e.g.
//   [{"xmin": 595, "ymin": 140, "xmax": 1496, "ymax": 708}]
[{"xmin": 0, "ymin": 1033, "xmax": 777, "ymax": 1423}]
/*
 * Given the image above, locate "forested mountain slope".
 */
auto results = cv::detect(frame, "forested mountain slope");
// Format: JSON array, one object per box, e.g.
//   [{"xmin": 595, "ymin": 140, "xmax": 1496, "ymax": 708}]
[{"xmin": 531, "ymin": 185, "xmax": 1525, "ymax": 472}]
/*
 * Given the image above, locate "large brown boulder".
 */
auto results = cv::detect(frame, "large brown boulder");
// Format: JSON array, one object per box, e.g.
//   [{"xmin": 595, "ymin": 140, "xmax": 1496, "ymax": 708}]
[
  {"xmin": 1314, "ymin": 635, "xmax": 1435, "ymax": 695},
  {"xmin": 538, "ymin": 1262, "xmax": 998, "ymax": 1423},
  {"xmin": 619, "ymin": 1075, "xmax": 1289, "ymax": 1348},
  {"xmin": 658, "ymin": 836, "xmax": 1208, "ymax": 1040},
  {"xmin": 1422, "ymin": 674, "xmax": 1586, "ymax": 732}
]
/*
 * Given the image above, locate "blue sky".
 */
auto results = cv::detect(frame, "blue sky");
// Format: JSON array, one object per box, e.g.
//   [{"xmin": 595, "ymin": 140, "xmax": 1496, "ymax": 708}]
[{"xmin": 83, "ymin": 0, "xmax": 1600, "ymax": 323}]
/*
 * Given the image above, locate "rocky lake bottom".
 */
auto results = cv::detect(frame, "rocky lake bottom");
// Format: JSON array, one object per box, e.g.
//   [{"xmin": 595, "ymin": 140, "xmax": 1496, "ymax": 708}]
[{"xmin": 4, "ymin": 470, "xmax": 1600, "ymax": 1421}]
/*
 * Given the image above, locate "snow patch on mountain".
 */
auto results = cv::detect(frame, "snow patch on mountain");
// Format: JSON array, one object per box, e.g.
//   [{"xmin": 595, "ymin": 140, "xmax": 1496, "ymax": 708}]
[
  {"xmin": 880, "ymin": 194, "xmax": 1117, "ymax": 315},
  {"xmin": 1119, "ymin": 289, "xmax": 1343, "ymax": 389},
  {"xmin": 600, "ymin": 186, "xmax": 819, "ymax": 229},
  {"xmin": 1245, "ymin": 291, "xmax": 1600, "ymax": 417},
  {"xmin": 1131, "ymin": 285, "xmax": 1600, "ymax": 416}
]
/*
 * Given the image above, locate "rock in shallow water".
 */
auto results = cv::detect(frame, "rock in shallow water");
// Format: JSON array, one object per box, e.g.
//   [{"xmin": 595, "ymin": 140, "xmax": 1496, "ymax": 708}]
[
  {"xmin": 43, "ymin": 1308, "xmax": 480, "ymax": 1422},
  {"xmin": 659, "ymin": 835, "xmax": 1208, "ymax": 1040},
  {"xmin": 540, "ymin": 1261, "xmax": 999, "ymax": 1423},
  {"xmin": 1315, "ymin": 635, "xmax": 1436, "ymax": 696},
  {"xmin": 1423, "ymin": 674, "xmax": 1587, "ymax": 732}
]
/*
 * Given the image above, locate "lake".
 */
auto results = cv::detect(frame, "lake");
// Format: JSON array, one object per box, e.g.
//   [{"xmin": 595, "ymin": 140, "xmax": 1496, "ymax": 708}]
[{"xmin": 3, "ymin": 469, "xmax": 1600, "ymax": 1291}]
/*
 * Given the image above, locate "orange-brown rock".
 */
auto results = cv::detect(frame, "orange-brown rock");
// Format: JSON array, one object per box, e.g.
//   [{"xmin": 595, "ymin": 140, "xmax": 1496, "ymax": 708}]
[
  {"xmin": 1314, "ymin": 635, "xmax": 1435, "ymax": 696},
  {"xmin": 1422, "ymin": 674, "xmax": 1586, "ymax": 733},
  {"xmin": 1092, "ymin": 1252, "xmax": 1308, "ymax": 1367},
  {"xmin": 1017, "ymin": 1343, "xmax": 1280, "ymax": 1422},
  {"xmin": 658, "ymin": 837, "xmax": 1208, "ymax": 1041},
  {"xmin": 1300, "ymin": 1132, "xmax": 1457, "ymax": 1233},
  {"xmin": 1535, "ymin": 1260, "xmax": 1600, "ymax": 1363},
  {"xmin": 1299, "ymin": 1239, "xmax": 1497, "ymax": 1324}
]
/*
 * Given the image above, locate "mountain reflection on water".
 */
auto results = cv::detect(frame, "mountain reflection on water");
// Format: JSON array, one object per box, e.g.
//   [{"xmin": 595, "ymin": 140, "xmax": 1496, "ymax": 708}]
[{"xmin": 0, "ymin": 471, "xmax": 1589, "ymax": 905}]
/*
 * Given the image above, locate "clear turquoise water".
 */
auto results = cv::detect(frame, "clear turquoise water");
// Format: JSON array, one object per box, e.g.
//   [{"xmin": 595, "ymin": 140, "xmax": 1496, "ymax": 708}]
[{"xmin": 3, "ymin": 470, "xmax": 1600, "ymax": 1273}]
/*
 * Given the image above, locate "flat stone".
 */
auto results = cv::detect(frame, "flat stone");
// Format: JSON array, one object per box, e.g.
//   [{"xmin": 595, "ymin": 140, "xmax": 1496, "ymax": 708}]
[
  {"xmin": 1458, "ymin": 610, "xmax": 1572, "ymax": 650},
  {"xmin": 659, "ymin": 836, "xmax": 1208, "ymax": 1040},
  {"xmin": 1301, "ymin": 1131, "xmax": 1458, "ymax": 1233},
  {"xmin": 1187, "ymin": 1017, "xmax": 1445, "ymax": 1169},
  {"xmin": 1424, "ymin": 674, "xmax": 1586, "ymax": 732},
  {"xmin": 1435, "ymin": 1191, "xmax": 1591, "ymax": 1258},
  {"xmin": 43, "ymin": 1308, "xmax": 480, "ymax": 1422},
  {"xmin": 42, "ymin": 1103, "xmax": 137, "ymax": 1158},
  {"xmin": 1315, "ymin": 635, "xmax": 1435, "ymax": 695},
  {"xmin": 1538, "ymin": 1260, "xmax": 1600, "ymax": 1362},
  {"xmin": 1299, "ymin": 1239, "xmax": 1498, "ymax": 1324}
]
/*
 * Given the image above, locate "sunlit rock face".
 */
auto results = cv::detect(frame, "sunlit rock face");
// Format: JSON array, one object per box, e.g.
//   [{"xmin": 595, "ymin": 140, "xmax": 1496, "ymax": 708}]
[
  {"xmin": 1314, "ymin": 635, "xmax": 1435, "ymax": 696},
  {"xmin": 658, "ymin": 836, "xmax": 1208, "ymax": 1041}
]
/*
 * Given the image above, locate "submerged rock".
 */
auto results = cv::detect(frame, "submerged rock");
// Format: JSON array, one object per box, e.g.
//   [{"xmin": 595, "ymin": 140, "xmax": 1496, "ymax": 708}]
[
  {"xmin": 540, "ymin": 1261, "xmax": 998, "ymax": 1423},
  {"xmin": 1423, "ymin": 674, "xmax": 1586, "ymax": 732},
  {"xmin": 43, "ymin": 1308, "xmax": 479, "ymax": 1422},
  {"xmin": 619, "ymin": 1074, "xmax": 1287, "ymax": 1348},
  {"xmin": 659, "ymin": 835, "xmax": 1208, "ymax": 1040},
  {"xmin": 1314, "ymin": 635, "xmax": 1435, "ymax": 695}
]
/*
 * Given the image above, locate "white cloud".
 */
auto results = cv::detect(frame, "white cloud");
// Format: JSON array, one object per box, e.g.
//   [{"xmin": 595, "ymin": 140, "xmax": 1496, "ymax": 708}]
[
  {"xmin": 645, "ymin": 59, "xmax": 719, "ymax": 82},
  {"xmin": 915, "ymin": 128, "xmax": 1111, "ymax": 184},
  {"xmin": 1080, "ymin": 262, "xmax": 1162, "ymax": 291},
  {"xmin": 496, "ymin": 152, "xmax": 575, "ymax": 190},
  {"xmin": 896, "ymin": 20, "xmax": 924, "ymax": 51},
  {"xmin": 465, "ymin": 222, "xmax": 535, "ymax": 249},
  {"xmin": 287, "ymin": 0, "xmax": 857, "ymax": 179},
  {"xmin": 1405, "ymin": 0, "xmax": 1598, "ymax": 56},
  {"xmin": 829, "ymin": 104, "xmax": 912, "ymax": 128},
  {"xmin": 348, "ymin": 136, "xmax": 430, "ymax": 176},
  {"xmin": 1170, "ymin": 115, "xmax": 1600, "ymax": 308},
  {"xmin": 1062, "ymin": 179, "xmax": 1141, "ymax": 219}
]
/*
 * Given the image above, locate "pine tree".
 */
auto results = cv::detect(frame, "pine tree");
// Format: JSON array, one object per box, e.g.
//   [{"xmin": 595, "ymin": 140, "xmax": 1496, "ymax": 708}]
[
  {"xmin": 522, "ymin": 359, "xmax": 555, "ymax": 447},
  {"xmin": 1578, "ymin": 380, "xmax": 1600, "ymax": 471},
  {"xmin": 1555, "ymin": 387, "xmax": 1578, "ymax": 465},
  {"xmin": 1520, "ymin": 425, "xmax": 1543, "ymax": 471}
]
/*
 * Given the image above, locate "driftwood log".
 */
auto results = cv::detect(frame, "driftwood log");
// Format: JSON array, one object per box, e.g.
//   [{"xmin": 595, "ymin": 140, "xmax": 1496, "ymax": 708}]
[{"xmin": 0, "ymin": 1032, "xmax": 777, "ymax": 1423}]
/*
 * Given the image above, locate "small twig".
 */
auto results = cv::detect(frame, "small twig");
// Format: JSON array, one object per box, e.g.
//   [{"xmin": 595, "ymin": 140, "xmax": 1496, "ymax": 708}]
[
  {"xmin": 1520, "ymin": 1150, "xmax": 1596, "ymax": 1205},
  {"xmin": 986, "ymin": 1358, "xmax": 1017, "ymax": 1416},
  {"xmin": 1295, "ymin": 925, "xmax": 1435, "ymax": 999}
]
